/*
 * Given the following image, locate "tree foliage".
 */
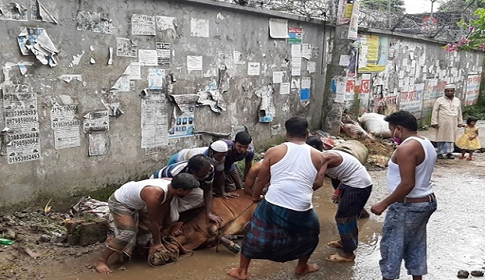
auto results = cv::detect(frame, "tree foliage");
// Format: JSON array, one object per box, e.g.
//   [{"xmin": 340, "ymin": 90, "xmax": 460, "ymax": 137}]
[
  {"xmin": 360, "ymin": 0, "xmax": 405, "ymax": 15},
  {"xmin": 444, "ymin": 8, "xmax": 485, "ymax": 51},
  {"xmin": 439, "ymin": 0, "xmax": 485, "ymax": 12}
]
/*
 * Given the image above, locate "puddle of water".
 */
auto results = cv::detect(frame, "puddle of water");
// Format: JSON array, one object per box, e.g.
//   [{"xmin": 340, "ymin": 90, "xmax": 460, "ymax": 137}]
[{"xmin": 48, "ymin": 156, "xmax": 485, "ymax": 280}]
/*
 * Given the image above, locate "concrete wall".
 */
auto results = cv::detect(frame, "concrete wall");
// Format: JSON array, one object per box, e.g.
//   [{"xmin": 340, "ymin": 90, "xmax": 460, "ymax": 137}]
[
  {"xmin": 0, "ymin": 0, "xmax": 331, "ymax": 208},
  {"xmin": 326, "ymin": 29, "xmax": 483, "ymax": 126}
]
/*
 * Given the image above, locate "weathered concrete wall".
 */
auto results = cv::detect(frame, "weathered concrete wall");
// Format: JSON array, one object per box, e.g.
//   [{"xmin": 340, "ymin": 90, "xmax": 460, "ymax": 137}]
[
  {"xmin": 0, "ymin": 0, "xmax": 331, "ymax": 208},
  {"xmin": 326, "ymin": 29, "xmax": 483, "ymax": 125}
]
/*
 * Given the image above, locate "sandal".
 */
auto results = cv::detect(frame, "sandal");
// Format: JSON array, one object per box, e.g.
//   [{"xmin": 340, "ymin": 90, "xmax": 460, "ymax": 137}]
[
  {"xmin": 459, "ymin": 155, "xmax": 464, "ymax": 160},
  {"xmin": 467, "ymin": 157, "xmax": 473, "ymax": 161}
]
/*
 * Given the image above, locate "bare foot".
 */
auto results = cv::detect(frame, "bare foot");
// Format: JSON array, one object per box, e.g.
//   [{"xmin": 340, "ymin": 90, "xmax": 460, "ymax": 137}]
[
  {"xmin": 94, "ymin": 260, "xmax": 113, "ymax": 274},
  {"xmin": 327, "ymin": 240, "xmax": 343, "ymax": 249},
  {"xmin": 295, "ymin": 263, "xmax": 319, "ymax": 275},
  {"xmin": 227, "ymin": 268, "xmax": 248, "ymax": 280}
]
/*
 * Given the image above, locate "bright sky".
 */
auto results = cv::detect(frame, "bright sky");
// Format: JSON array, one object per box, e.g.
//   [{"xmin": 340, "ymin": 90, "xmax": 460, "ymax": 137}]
[{"xmin": 403, "ymin": 0, "xmax": 442, "ymax": 14}]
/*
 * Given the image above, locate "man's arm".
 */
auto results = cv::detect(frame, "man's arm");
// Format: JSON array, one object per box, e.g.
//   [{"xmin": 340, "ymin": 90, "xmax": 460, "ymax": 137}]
[
  {"xmin": 243, "ymin": 159, "xmax": 253, "ymax": 180},
  {"xmin": 431, "ymin": 99, "xmax": 440, "ymax": 127},
  {"xmin": 371, "ymin": 144, "xmax": 418, "ymax": 215},
  {"xmin": 243, "ymin": 164, "xmax": 260, "ymax": 196},
  {"xmin": 457, "ymin": 100, "xmax": 464, "ymax": 125},
  {"xmin": 251, "ymin": 153, "xmax": 272, "ymax": 202},
  {"xmin": 141, "ymin": 187, "xmax": 164, "ymax": 246},
  {"xmin": 213, "ymin": 170, "xmax": 225, "ymax": 196},
  {"xmin": 313, "ymin": 153, "xmax": 329, "ymax": 191},
  {"xmin": 201, "ymin": 182, "xmax": 222, "ymax": 224}
]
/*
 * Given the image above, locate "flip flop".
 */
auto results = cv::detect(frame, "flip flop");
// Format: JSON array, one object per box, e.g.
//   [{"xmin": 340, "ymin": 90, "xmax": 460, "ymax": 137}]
[
  {"xmin": 326, "ymin": 253, "xmax": 355, "ymax": 262},
  {"xmin": 327, "ymin": 240, "xmax": 343, "ymax": 249}
]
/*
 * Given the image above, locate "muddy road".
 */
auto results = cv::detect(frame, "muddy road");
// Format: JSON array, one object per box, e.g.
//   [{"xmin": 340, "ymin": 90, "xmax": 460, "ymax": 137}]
[{"xmin": 2, "ymin": 131, "xmax": 485, "ymax": 280}]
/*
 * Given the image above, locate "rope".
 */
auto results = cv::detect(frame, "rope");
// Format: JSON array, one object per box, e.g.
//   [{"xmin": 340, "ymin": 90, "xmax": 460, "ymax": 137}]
[{"xmin": 214, "ymin": 201, "xmax": 255, "ymax": 252}]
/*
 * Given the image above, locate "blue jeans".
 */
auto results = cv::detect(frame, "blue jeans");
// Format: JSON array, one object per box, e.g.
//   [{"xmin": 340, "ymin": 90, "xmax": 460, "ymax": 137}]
[{"xmin": 379, "ymin": 200, "xmax": 437, "ymax": 279}]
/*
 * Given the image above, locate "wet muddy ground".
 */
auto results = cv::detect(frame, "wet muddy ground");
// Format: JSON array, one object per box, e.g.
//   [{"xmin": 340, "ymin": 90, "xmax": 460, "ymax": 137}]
[{"xmin": 2, "ymin": 128, "xmax": 485, "ymax": 280}]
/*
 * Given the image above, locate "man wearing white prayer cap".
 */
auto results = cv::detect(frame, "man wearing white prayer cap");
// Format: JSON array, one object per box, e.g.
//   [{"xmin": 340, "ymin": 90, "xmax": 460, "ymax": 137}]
[{"xmin": 431, "ymin": 83, "xmax": 464, "ymax": 159}]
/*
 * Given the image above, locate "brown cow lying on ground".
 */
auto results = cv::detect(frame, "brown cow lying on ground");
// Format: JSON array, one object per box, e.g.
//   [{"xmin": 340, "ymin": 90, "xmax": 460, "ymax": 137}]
[{"xmin": 148, "ymin": 190, "xmax": 257, "ymax": 266}]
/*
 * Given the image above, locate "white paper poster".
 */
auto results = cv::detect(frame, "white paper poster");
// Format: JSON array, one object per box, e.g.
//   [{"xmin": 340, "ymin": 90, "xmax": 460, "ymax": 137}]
[
  {"xmin": 187, "ymin": 56, "xmax": 203, "ymax": 71},
  {"xmin": 307, "ymin": 61, "xmax": 316, "ymax": 73},
  {"xmin": 269, "ymin": 18, "xmax": 288, "ymax": 38},
  {"xmin": 156, "ymin": 15, "xmax": 176, "ymax": 32},
  {"xmin": 116, "ymin": 37, "xmax": 137, "ymax": 57},
  {"xmin": 234, "ymin": 51, "xmax": 245, "ymax": 64},
  {"xmin": 125, "ymin": 62, "xmax": 141, "ymax": 80},
  {"xmin": 291, "ymin": 44, "xmax": 301, "ymax": 57},
  {"xmin": 272, "ymin": 71, "xmax": 284, "ymax": 84},
  {"xmin": 141, "ymin": 94, "xmax": 168, "ymax": 148},
  {"xmin": 339, "ymin": 55, "xmax": 351, "ymax": 66},
  {"xmin": 148, "ymin": 68, "xmax": 164, "ymax": 90},
  {"xmin": 301, "ymin": 44, "xmax": 312, "ymax": 59},
  {"xmin": 51, "ymin": 104, "xmax": 81, "ymax": 150},
  {"xmin": 291, "ymin": 67, "xmax": 301, "ymax": 77},
  {"xmin": 131, "ymin": 14, "xmax": 156, "ymax": 35},
  {"xmin": 291, "ymin": 78, "xmax": 301, "ymax": 89},
  {"xmin": 138, "ymin": 50, "xmax": 158, "ymax": 66},
  {"xmin": 83, "ymin": 111, "xmax": 109, "ymax": 133},
  {"xmin": 190, "ymin": 18, "xmax": 209, "ymax": 37},
  {"xmin": 301, "ymin": 77, "xmax": 311, "ymax": 89},
  {"xmin": 280, "ymin": 83, "xmax": 290, "ymax": 95},
  {"xmin": 2, "ymin": 85, "xmax": 41, "ymax": 164},
  {"xmin": 248, "ymin": 62, "xmax": 261, "ymax": 76},
  {"xmin": 291, "ymin": 57, "xmax": 302, "ymax": 67}
]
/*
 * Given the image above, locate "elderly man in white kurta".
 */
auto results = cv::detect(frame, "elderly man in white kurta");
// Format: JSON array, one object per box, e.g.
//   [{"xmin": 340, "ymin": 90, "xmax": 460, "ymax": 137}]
[{"xmin": 431, "ymin": 84, "xmax": 464, "ymax": 159}]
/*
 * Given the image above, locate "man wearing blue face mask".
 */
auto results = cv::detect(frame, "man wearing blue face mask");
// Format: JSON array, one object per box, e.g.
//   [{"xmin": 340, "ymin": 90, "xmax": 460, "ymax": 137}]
[{"xmin": 371, "ymin": 110, "xmax": 437, "ymax": 280}]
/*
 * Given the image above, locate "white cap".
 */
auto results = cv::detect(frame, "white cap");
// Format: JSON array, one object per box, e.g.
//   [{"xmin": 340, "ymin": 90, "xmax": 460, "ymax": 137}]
[
  {"xmin": 445, "ymin": 84, "xmax": 456, "ymax": 89},
  {"xmin": 210, "ymin": 140, "xmax": 228, "ymax": 153}
]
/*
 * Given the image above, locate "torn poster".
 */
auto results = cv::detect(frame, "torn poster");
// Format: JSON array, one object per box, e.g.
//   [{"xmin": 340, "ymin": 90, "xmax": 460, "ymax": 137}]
[
  {"xmin": 196, "ymin": 81, "xmax": 226, "ymax": 113},
  {"xmin": 30, "ymin": 0, "xmax": 57, "ymax": 24},
  {"xmin": 69, "ymin": 51, "xmax": 85, "ymax": 68},
  {"xmin": 76, "ymin": 11, "xmax": 112, "ymax": 34},
  {"xmin": 280, "ymin": 82, "xmax": 290, "ymax": 95},
  {"xmin": 58, "ymin": 74, "xmax": 82, "ymax": 83},
  {"xmin": 190, "ymin": 18, "xmax": 209, "ymax": 37},
  {"xmin": 148, "ymin": 68, "xmax": 164, "ymax": 90},
  {"xmin": 187, "ymin": 56, "xmax": 203, "ymax": 71},
  {"xmin": 138, "ymin": 50, "xmax": 158, "ymax": 66},
  {"xmin": 167, "ymin": 94, "xmax": 198, "ymax": 139},
  {"xmin": 17, "ymin": 27, "xmax": 58, "ymax": 67},
  {"xmin": 101, "ymin": 100, "xmax": 124, "ymax": 118},
  {"xmin": 291, "ymin": 77, "xmax": 300, "ymax": 89},
  {"xmin": 132, "ymin": 14, "xmax": 155, "ymax": 35},
  {"xmin": 248, "ymin": 62, "xmax": 260, "ymax": 76},
  {"xmin": 301, "ymin": 44, "xmax": 312, "ymax": 60},
  {"xmin": 288, "ymin": 27, "xmax": 302, "ymax": 44},
  {"xmin": 156, "ymin": 42, "xmax": 171, "ymax": 68},
  {"xmin": 51, "ymin": 104, "xmax": 81, "ymax": 149},
  {"xmin": 300, "ymin": 77, "xmax": 311, "ymax": 101},
  {"xmin": 254, "ymin": 85, "xmax": 275, "ymax": 123},
  {"xmin": 156, "ymin": 15, "xmax": 177, "ymax": 33},
  {"xmin": 234, "ymin": 51, "xmax": 245, "ymax": 65},
  {"xmin": 141, "ymin": 94, "xmax": 168, "ymax": 148},
  {"xmin": 2, "ymin": 84, "xmax": 41, "ymax": 164},
  {"xmin": 0, "ymin": 3, "xmax": 27, "ymax": 21},
  {"xmin": 88, "ymin": 133, "xmax": 108, "ymax": 156},
  {"xmin": 83, "ymin": 111, "xmax": 109, "ymax": 133},
  {"xmin": 116, "ymin": 37, "xmax": 137, "ymax": 57},
  {"xmin": 269, "ymin": 18, "xmax": 288, "ymax": 39},
  {"xmin": 111, "ymin": 63, "xmax": 140, "ymax": 92}
]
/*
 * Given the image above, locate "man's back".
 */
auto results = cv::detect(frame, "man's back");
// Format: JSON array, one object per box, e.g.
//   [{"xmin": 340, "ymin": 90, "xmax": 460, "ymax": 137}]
[{"xmin": 264, "ymin": 142, "xmax": 318, "ymax": 211}]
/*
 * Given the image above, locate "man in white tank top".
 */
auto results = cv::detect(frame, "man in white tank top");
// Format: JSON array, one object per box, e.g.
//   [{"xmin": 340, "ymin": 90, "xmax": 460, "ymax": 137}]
[
  {"xmin": 94, "ymin": 173, "xmax": 200, "ymax": 274},
  {"xmin": 307, "ymin": 136, "xmax": 372, "ymax": 263},
  {"xmin": 228, "ymin": 117, "xmax": 326, "ymax": 280},
  {"xmin": 371, "ymin": 111, "xmax": 437, "ymax": 280}
]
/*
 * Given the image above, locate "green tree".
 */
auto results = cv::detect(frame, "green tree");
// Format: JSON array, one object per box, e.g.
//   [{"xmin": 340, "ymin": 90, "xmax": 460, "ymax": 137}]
[
  {"xmin": 439, "ymin": 0, "xmax": 485, "ymax": 12},
  {"xmin": 444, "ymin": 8, "xmax": 485, "ymax": 51},
  {"xmin": 360, "ymin": 0, "xmax": 406, "ymax": 15}
]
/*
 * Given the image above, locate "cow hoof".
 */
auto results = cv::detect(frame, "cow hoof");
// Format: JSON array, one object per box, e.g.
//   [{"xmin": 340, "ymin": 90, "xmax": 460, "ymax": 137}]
[{"xmin": 223, "ymin": 241, "xmax": 241, "ymax": 254}]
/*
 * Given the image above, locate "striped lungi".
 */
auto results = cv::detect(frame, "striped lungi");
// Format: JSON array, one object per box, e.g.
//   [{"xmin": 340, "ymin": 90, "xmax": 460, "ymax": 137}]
[
  {"xmin": 335, "ymin": 184, "xmax": 372, "ymax": 253},
  {"xmin": 241, "ymin": 199, "xmax": 320, "ymax": 262}
]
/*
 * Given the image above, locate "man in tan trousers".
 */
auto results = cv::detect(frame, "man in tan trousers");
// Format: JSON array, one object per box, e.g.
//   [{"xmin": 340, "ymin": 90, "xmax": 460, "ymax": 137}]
[{"xmin": 431, "ymin": 84, "xmax": 464, "ymax": 159}]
